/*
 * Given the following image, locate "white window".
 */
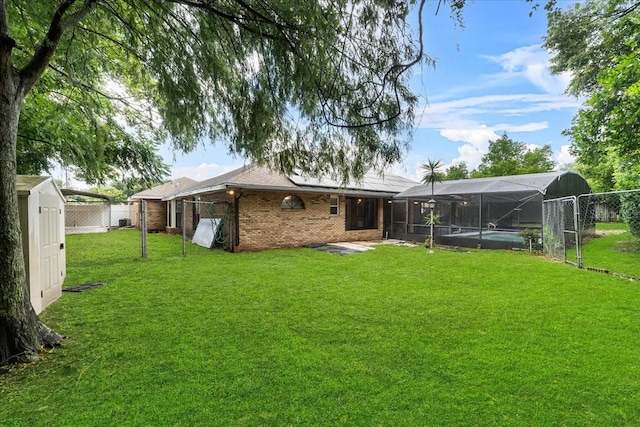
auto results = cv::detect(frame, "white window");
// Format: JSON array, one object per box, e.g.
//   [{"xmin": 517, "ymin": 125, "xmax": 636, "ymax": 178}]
[{"xmin": 330, "ymin": 196, "xmax": 339, "ymax": 215}]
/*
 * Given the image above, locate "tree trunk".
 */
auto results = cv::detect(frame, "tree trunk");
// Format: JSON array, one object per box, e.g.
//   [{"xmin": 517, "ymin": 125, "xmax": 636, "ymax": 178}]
[{"xmin": 0, "ymin": 44, "xmax": 63, "ymax": 365}]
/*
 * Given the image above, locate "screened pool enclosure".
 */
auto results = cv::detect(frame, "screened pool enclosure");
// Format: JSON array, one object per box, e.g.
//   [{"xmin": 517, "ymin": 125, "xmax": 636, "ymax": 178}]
[{"xmin": 389, "ymin": 171, "xmax": 591, "ymax": 249}]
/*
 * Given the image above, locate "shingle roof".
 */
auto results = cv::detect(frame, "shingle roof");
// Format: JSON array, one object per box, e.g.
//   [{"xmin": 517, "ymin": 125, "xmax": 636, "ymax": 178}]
[
  {"xmin": 17, "ymin": 175, "xmax": 65, "ymax": 199},
  {"xmin": 17, "ymin": 175, "xmax": 50, "ymax": 195},
  {"xmin": 169, "ymin": 164, "xmax": 418, "ymax": 199},
  {"xmin": 130, "ymin": 177, "xmax": 199, "ymax": 200},
  {"xmin": 396, "ymin": 171, "xmax": 575, "ymax": 199},
  {"xmin": 289, "ymin": 170, "xmax": 419, "ymax": 193}
]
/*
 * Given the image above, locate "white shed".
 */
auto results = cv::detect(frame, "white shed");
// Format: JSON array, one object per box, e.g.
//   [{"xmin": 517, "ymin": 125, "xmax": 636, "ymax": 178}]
[{"xmin": 17, "ymin": 176, "xmax": 66, "ymax": 314}]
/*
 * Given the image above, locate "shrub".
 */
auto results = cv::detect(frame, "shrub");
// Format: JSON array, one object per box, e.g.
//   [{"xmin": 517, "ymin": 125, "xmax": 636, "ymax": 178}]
[
  {"xmin": 620, "ymin": 192, "xmax": 640, "ymax": 237},
  {"xmin": 519, "ymin": 228, "xmax": 542, "ymax": 252}
]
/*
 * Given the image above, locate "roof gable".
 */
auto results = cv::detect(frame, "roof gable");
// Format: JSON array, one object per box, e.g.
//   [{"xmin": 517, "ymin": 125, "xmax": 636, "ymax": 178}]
[
  {"xmin": 17, "ymin": 175, "xmax": 64, "ymax": 199},
  {"xmin": 169, "ymin": 164, "xmax": 418, "ymax": 199},
  {"xmin": 130, "ymin": 177, "xmax": 199, "ymax": 200},
  {"xmin": 17, "ymin": 175, "xmax": 50, "ymax": 194}
]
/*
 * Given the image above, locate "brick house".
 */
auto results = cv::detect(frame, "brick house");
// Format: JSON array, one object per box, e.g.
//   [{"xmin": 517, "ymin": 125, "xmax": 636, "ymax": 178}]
[
  {"xmin": 129, "ymin": 177, "xmax": 199, "ymax": 232},
  {"xmin": 165, "ymin": 164, "xmax": 418, "ymax": 252}
]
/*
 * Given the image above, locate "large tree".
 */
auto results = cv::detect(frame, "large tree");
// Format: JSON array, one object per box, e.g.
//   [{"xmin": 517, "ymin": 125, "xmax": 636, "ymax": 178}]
[
  {"xmin": 0, "ymin": 1, "xmax": 468, "ymax": 363},
  {"xmin": 544, "ymin": 0, "xmax": 640, "ymax": 192},
  {"xmin": 471, "ymin": 132, "xmax": 555, "ymax": 178},
  {"xmin": 443, "ymin": 162, "xmax": 469, "ymax": 181},
  {"xmin": 16, "ymin": 71, "xmax": 170, "ymax": 187}
]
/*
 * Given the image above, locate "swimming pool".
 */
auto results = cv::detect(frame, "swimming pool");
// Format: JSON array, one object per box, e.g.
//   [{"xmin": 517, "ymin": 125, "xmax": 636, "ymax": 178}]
[
  {"xmin": 438, "ymin": 230, "xmax": 525, "ymax": 249},
  {"xmin": 449, "ymin": 230, "xmax": 524, "ymax": 243}
]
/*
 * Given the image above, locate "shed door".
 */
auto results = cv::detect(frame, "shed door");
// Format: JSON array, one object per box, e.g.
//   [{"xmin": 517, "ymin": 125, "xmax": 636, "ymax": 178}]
[{"xmin": 39, "ymin": 192, "xmax": 62, "ymax": 308}]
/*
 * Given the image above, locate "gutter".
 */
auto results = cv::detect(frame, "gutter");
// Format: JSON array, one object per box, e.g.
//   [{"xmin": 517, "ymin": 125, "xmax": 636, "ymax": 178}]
[{"xmin": 165, "ymin": 183, "xmax": 400, "ymax": 201}]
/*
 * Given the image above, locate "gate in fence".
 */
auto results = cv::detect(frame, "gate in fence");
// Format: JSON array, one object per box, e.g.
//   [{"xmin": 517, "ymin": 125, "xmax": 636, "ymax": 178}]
[
  {"xmin": 543, "ymin": 189, "xmax": 640, "ymax": 278},
  {"xmin": 542, "ymin": 196, "xmax": 580, "ymax": 266},
  {"xmin": 64, "ymin": 197, "xmax": 141, "ymax": 267},
  {"xmin": 181, "ymin": 199, "xmax": 233, "ymax": 254}
]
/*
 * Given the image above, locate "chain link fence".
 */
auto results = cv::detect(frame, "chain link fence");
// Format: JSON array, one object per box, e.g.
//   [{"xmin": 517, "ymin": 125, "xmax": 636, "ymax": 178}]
[
  {"xmin": 577, "ymin": 190, "xmax": 640, "ymax": 279},
  {"xmin": 544, "ymin": 190, "xmax": 640, "ymax": 279},
  {"xmin": 64, "ymin": 199, "xmax": 141, "ymax": 268},
  {"xmin": 181, "ymin": 200, "xmax": 233, "ymax": 254},
  {"xmin": 542, "ymin": 196, "xmax": 579, "ymax": 265}
]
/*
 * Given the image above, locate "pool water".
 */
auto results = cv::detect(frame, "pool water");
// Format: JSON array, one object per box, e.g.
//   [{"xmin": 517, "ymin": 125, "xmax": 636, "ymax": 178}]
[{"xmin": 450, "ymin": 230, "xmax": 523, "ymax": 243}]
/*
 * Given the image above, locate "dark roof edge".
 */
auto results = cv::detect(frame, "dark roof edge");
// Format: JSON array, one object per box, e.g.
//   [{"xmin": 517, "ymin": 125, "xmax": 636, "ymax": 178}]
[
  {"xmin": 166, "ymin": 183, "xmax": 397, "ymax": 200},
  {"xmin": 61, "ymin": 188, "xmax": 111, "ymax": 201}
]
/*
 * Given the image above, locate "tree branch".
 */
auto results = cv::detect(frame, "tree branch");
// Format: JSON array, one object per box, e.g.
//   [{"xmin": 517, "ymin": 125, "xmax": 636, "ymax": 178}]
[
  {"xmin": 319, "ymin": 0, "xmax": 428, "ymax": 129},
  {"xmin": 18, "ymin": 0, "xmax": 100, "ymax": 95},
  {"xmin": 610, "ymin": 1, "xmax": 640, "ymax": 21},
  {"xmin": 0, "ymin": 0, "xmax": 9, "ymax": 36},
  {"xmin": 17, "ymin": 133, "xmax": 57, "ymax": 146},
  {"xmin": 164, "ymin": 0, "xmax": 287, "ymax": 40}
]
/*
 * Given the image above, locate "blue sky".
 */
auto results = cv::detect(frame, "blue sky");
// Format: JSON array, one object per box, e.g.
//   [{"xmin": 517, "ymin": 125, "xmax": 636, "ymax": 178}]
[{"xmin": 163, "ymin": 0, "xmax": 581, "ymax": 183}]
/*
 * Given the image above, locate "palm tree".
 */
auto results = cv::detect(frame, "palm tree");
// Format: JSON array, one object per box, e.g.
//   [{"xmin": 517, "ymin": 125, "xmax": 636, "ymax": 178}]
[
  {"xmin": 420, "ymin": 159, "xmax": 443, "ymax": 252},
  {"xmin": 420, "ymin": 159, "xmax": 444, "ymax": 198}
]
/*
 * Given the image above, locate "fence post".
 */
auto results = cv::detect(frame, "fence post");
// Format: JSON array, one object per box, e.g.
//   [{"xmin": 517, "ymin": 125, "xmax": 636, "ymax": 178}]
[
  {"xmin": 576, "ymin": 194, "xmax": 585, "ymax": 268},
  {"xmin": 141, "ymin": 200, "xmax": 147, "ymax": 259}
]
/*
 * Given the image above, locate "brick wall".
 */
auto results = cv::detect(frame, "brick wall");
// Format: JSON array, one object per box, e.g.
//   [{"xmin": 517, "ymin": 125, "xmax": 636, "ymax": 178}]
[
  {"xmin": 145, "ymin": 200, "xmax": 166, "ymax": 231},
  {"xmin": 242, "ymin": 190, "xmax": 383, "ymax": 251},
  {"xmin": 180, "ymin": 190, "xmax": 384, "ymax": 252}
]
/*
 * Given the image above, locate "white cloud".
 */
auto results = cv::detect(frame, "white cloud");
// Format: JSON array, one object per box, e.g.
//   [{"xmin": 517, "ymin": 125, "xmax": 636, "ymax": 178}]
[
  {"xmin": 492, "ymin": 122, "xmax": 549, "ymax": 132},
  {"xmin": 170, "ymin": 162, "xmax": 241, "ymax": 182},
  {"xmin": 438, "ymin": 126, "xmax": 496, "ymax": 169},
  {"xmin": 455, "ymin": 142, "xmax": 486, "ymax": 170},
  {"xmin": 556, "ymin": 144, "xmax": 575, "ymax": 167},
  {"xmin": 416, "ymin": 94, "xmax": 579, "ymax": 130},
  {"xmin": 412, "ymin": 44, "xmax": 582, "ymax": 171},
  {"xmin": 437, "ymin": 122, "xmax": 552, "ymax": 169},
  {"xmin": 483, "ymin": 45, "xmax": 572, "ymax": 95},
  {"xmin": 440, "ymin": 126, "xmax": 499, "ymax": 147}
]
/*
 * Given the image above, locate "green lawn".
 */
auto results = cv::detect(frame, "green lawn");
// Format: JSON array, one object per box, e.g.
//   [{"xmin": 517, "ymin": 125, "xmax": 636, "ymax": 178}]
[
  {"xmin": 580, "ymin": 223, "xmax": 640, "ymax": 278},
  {"xmin": 593, "ymin": 222, "xmax": 629, "ymax": 231},
  {"xmin": 2, "ymin": 231, "xmax": 640, "ymax": 426}
]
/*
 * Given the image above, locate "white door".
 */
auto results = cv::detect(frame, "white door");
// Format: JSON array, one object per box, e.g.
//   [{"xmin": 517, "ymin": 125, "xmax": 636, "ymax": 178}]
[{"xmin": 39, "ymin": 192, "xmax": 62, "ymax": 309}]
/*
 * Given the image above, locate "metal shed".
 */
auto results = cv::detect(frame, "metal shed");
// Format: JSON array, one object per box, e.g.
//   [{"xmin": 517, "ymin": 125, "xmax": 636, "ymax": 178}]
[
  {"xmin": 392, "ymin": 171, "xmax": 591, "ymax": 249},
  {"xmin": 17, "ymin": 176, "xmax": 66, "ymax": 314}
]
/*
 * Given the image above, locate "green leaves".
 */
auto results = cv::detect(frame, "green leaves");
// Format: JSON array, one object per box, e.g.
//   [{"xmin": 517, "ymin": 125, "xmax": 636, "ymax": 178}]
[
  {"xmin": 9, "ymin": 0, "xmax": 466, "ymax": 184},
  {"xmin": 443, "ymin": 162, "xmax": 469, "ymax": 180},
  {"xmin": 419, "ymin": 158, "xmax": 444, "ymax": 193},
  {"xmin": 545, "ymin": 0, "xmax": 640, "ymax": 193},
  {"xmin": 472, "ymin": 133, "xmax": 555, "ymax": 178}
]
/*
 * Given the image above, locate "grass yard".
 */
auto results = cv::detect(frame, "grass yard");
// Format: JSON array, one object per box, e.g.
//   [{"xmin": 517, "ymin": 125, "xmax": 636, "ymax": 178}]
[
  {"xmin": 580, "ymin": 223, "xmax": 640, "ymax": 278},
  {"xmin": 2, "ymin": 231, "xmax": 640, "ymax": 426}
]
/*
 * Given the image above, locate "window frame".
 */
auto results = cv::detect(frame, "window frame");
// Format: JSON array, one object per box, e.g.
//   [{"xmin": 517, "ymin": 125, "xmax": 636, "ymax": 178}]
[
  {"xmin": 281, "ymin": 194, "xmax": 305, "ymax": 210},
  {"xmin": 329, "ymin": 195, "xmax": 339, "ymax": 216},
  {"xmin": 345, "ymin": 196, "xmax": 379, "ymax": 230}
]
